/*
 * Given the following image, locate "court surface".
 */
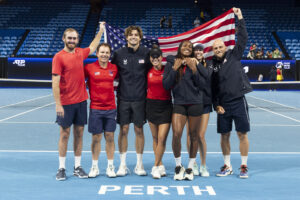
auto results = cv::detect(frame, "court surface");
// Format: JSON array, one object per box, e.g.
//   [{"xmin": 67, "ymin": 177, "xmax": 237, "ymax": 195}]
[{"xmin": 0, "ymin": 88, "xmax": 300, "ymax": 200}]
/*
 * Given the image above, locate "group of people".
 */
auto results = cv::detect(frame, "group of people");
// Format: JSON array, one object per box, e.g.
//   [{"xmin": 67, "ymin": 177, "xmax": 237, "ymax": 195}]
[
  {"xmin": 247, "ymin": 44, "xmax": 283, "ymax": 59},
  {"xmin": 52, "ymin": 7, "xmax": 251, "ymax": 182}
]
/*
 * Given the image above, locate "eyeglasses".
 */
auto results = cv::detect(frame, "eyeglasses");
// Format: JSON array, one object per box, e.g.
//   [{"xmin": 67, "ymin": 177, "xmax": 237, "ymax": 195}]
[{"xmin": 67, "ymin": 37, "xmax": 77, "ymax": 40}]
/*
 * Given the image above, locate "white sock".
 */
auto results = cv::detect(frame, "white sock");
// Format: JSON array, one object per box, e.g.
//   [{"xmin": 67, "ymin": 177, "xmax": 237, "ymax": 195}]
[
  {"xmin": 59, "ymin": 156, "xmax": 66, "ymax": 169},
  {"xmin": 188, "ymin": 158, "xmax": 196, "ymax": 169},
  {"xmin": 175, "ymin": 157, "xmax": 181, "ymax": 166},
  {"xmin": 92, "ymin": 160, "xmax": 98, "ymax": 168},
  {"xmin": 120, "ymin": 152, "xmax": 127, "ymax": 166},
  {"xmin": 224, "ymin": 155, "xmax": 231, "ymax": 167},
  {"xmin": 136, "ymin": 153, "xmax": 143, "ymax": 168},
  {"xmin": 75, "ymin": 156, "xmax": 81, "ymax": 168},
  {"xmin": 241, "ymin": 156, "xmax": 248, "ymax": 166},
  {"xmin": 107, "ymin": 159, "xmax": 114, "ymax": 167}
]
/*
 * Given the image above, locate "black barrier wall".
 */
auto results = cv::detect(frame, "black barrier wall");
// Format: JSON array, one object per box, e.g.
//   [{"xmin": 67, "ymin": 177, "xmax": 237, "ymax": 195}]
[
  {"xmin": 0, "ymin": 57, "xmax": 8, "ymax": 78},
  {"xmin": 296, "ymin": 60, "xmax": 300, "ymax": 81},
  {"xmin": 4, "ymin": 57, "xmax": 298, "ymax": 81}
]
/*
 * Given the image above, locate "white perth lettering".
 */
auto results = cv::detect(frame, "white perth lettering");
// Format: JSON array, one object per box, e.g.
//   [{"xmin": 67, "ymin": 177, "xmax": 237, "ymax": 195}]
[{"xmin": 98, "ymin": 185, "xmax": 216, "ymax": 196}]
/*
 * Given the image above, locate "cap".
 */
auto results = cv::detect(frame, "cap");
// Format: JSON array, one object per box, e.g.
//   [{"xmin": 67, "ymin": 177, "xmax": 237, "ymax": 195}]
[
  {"xmin": 150, "ymin": 48, "xmax": 162, "ymax": 58},
  {"xmin": 193, "ymin": 43, "xmax": 204, "ymax": 51}
]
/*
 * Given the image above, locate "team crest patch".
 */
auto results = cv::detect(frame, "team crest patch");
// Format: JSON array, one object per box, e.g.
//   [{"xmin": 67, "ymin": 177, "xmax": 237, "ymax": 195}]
[
  {"xmin": 109, "ymin": 70, "xmax": 114, "ymax": 76},
  {"xmin": 149, "ymin": 73, "xmax": 152, "ymax": 78},
  {"xmin": 95, "ymin": 72, "xmax": 100, "ymax": 75},
  {"xmin": 123, "ymin": 59, "xmax": 128, "ymax": 65},
  {"xmin": 139, "ymin": 59, "xmax": 145, "ymax": 64}
]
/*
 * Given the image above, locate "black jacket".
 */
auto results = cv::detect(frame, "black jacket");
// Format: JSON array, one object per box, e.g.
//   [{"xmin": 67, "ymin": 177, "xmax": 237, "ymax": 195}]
[
  {"xmin": 111, "ymin": 45, "xmax": 151, "ymax": 101},
  {"xmin": 200, "ymin": 62, "xmax": 213, "ymax": 105},
  {"xmin": 163, "ymin": 55, "xmax": 205, "ymax": 105},
  {"xmin": 210, "ymin": 19, "xmax": 252, "ymax": 109}
]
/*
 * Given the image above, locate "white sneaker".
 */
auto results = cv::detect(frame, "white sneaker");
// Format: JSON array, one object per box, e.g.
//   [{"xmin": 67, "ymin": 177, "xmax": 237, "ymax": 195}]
[
  {"xmin": 192, "ymin": 162, "xmax": 199, "ymax": 176},
  {"xmin": 151, "ymin": 166, "xmax": 161, "ymax": 179},
  {"xmin": 88, "ymin": 166, "xmax": 99, "ymax": 178},
  {"xmin": 174, "ymin": 165, "xmax": 185, "ymax": 180},
  {"xmin": 116, "ymin": 165, "xmax": 130, "ymax": 176},
  {"xmin": 158, "ymin": 165, "xmax": 166, "ymax": 177},
  {"xmin": 106, "ymin": 165, "xmax": 117, "ymax": 178},
  {"xmin": 134, "ymin": 165, "xmax": 147, "ymax": 176},
  {"xmin": 200, "ymin": 165, "xmax": 210, "ymax": 177},
  {"xmin": 184, "ymin": 168, "xmax": 194, "ymax": 180}
]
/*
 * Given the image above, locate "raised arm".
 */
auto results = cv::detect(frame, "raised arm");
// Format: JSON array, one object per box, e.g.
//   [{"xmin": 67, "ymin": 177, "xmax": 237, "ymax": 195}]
[
  {"xmin": 88, "ymin": 22, "xmax": 105, "ymax": 55},
  {"xmin": 232, "ymin": 8, "xmax": 248, "ymax": 60}
]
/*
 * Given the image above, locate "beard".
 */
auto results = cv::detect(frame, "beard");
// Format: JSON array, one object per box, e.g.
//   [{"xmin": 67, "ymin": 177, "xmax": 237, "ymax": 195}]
[{"xmin": 65, "ymin": 42, "xmax": 77, "ymax": 51}]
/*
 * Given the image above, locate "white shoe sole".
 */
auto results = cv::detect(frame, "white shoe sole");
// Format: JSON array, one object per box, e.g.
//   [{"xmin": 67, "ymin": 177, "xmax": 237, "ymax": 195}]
[{"xmin": 216, "ymin": 171, "xmax": 233, "ymax": 177}]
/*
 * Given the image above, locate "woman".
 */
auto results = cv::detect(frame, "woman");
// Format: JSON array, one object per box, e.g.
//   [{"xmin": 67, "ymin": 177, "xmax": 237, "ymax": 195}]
[
  {"xmin": 146, "ymin": 46, "xmax": 172, "ymax": 179},
  {"xmin": 163, "ymin": 40, "xmax": 205, "ymax": 181},
  {"xmin": 186, "ymin": 44, "xmax": 212, "ymax": 177},
  {"xmin": 84, "ymin": 43, "xmax": 118, "ymax": 178}
]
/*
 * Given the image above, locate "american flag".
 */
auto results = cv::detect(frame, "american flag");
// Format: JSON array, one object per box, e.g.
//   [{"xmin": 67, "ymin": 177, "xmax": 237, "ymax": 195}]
[{"xmin": 104, "ymin": 8, "xmax": 235, "ymax": 60}]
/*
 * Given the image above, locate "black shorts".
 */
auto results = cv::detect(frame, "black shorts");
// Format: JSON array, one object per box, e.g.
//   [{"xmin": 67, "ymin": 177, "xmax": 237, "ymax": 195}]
[
  {"xmin": 117, "ymin": 100, "xmax": 146, "ymax": 127},
  {"xmin": 146, "ymin": 99, "xmax": 172, "ymax": 125},
  {"xmin": 217, "ymin": 96, "xmax": 250, "ymax": 134},
  {"xmin": 203, "ymin": 104, "xmax": 213, "ymax": 114},
  {"xmin": 56, "ymin": 100, "xmax": 87, "ymax": 128},
  {"xmin": 173, "ymin": 104, "xmax": 203, "ymax": 116}
]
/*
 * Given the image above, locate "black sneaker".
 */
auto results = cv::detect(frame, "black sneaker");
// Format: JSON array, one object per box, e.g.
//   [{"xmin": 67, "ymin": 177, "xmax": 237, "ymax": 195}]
[
  {"xmin": 73, "ymin": 166, "xmax": 88, "ymax": 179},
  {"xmin": 184, "ymin": 168, "xmax": 194, "ymax": 180},
  {"xmin": 56, "ymin": 168, "xmax": 66, "ymax": 181}
]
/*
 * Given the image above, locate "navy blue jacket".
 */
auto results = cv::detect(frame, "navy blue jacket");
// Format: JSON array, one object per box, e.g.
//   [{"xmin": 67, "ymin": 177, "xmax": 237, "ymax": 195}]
[
  {"xmin": 163, "ymin": 55, "xmax": 205, "ymax": 105},
  {"xmin": 111, "ymin": 45, "xmax": 151, "ymax": 101},
  {"xmin": 210, "ymin": 19, "xmax": 252, "ymax": 109},
  {"xmin": 199, "ymin": 62, "xmax": 213, "ymax": 106}
]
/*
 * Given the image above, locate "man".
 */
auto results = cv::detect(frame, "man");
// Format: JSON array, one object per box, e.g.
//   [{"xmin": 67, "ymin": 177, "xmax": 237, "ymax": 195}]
[
  {"xmin": 52, "ymin": 22, "xmax": 105, "ymax": 181},
  {"xmin": 111, "ymin": 25, "xmax": 151, "ymax": 176},
  {"xmin": 84, "ymin": 43, "xmax": 118, "ymax": 178},
  {"xmin": 210, "ymin": 8, "xmax": 252, "ymax": 179}
]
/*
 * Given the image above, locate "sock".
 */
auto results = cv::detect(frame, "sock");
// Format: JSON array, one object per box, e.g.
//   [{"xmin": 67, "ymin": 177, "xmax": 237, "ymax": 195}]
[
  {"xmin": 136, "ymin": 153, "xmax": 143, "ymax": 168},
  {"xmin": 241, "ymin": 156, "xmax": 248, "ymax": 166},
  {"xmin": 120, "ymin": 152, "xmax": 127, "ymax": 166},
  {"xmin": 92, "ymin": 160, "xmax": 98, "ymax": 168},
  {"xmin": 224, "ymin": 155, "xmax": 231, "ymax": 167},
  {"xmin": 188, "ymin": 158, "xmax": 196, "ymax": 169},
  {"xmin": 107, "ymin": 159, "xmax": 114, "ymax": 167},
  {"xmin": 175, "ymin": 157, "xmax": 181, "ymax": 166},
  {"xmin": 59, "ymin": 156, "xmax": 66, "ymax": 169},
  {"xmin": 74, "ymin": 156, "xmax": 81, "ymax": 168}
]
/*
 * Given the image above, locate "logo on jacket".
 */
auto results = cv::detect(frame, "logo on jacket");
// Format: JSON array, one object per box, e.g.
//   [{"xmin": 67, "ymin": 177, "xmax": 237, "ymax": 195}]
[
  {"xmin": 123, "ymin": 59, "xmax": 128, "ymax": 65},
  {"xmin": 139, "ymin": 59, "xmax": 145, "ymax": 64},
  {"xmin": 223, "ymin": 58, "xmax": 227, "ymax": 64}
]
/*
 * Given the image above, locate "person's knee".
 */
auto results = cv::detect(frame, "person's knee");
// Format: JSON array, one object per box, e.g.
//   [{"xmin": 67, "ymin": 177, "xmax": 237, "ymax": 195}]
[
  {"xmin": 221, "ymin": 133, "xmax": 231, "ymax": 141},
  {"xmin": 120, "ymin": 125, "xmax": 129, "ymax": 136},
  {"xmin": 92, "ymin": 134, "xmax": 102, "ymax": 143},
  {"xmin": 105, "ymin": 133, "xmax": 114, "ymax": 144},
  {"xmin": 237, "ymin": 132, "xmax": 248, "ymax": 141},
  {"xmin": 134, "ymin": 126, "xmax": 144, "ymax": 136}
]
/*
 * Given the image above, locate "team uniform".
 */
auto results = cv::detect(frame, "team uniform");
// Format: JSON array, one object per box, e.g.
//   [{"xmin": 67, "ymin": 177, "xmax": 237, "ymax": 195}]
[
  {"xmin": 111, "ymin": 45, "xmax": 150, "ymax": 127},
  {"xmin": 210, "ymin": 19, "xmax": 252, "ymax": 134},
  {"xmin": 198, "ymin": 61, "xmax": 213, "ymax": 114},
  {"xmin": 146, "ymin": 66, "xmax": 172, "ymax": 125},
  {"xmin": 163, "ymin": 56, "xmax": 205, "ymax": 116},
  {"xmin": 84, "ymin": 61, "xmax": 118, "ymax": 134},
  {"xmin": 52, "ymin": 47, "xmax": 90, "ymax": 128}
]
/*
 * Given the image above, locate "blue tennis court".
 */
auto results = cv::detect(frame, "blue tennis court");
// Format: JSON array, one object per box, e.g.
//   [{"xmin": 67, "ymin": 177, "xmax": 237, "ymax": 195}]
[{"xmin": 0, "ymin": 88, "xmax": 300, "ymax": 200}]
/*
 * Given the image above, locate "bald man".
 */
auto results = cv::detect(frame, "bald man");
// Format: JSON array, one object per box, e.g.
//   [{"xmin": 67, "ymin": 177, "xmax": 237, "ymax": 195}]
[{"xmin": 210, "ymin": 8, "xmax": 252, "ymax": 179}]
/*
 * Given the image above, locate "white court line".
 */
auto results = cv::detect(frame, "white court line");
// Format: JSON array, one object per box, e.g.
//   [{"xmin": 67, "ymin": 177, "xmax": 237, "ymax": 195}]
[
  {"xmin": 248, "ymin": 95, "xmax": 300, "ymax": 111},
  {"xmin": 1, "ymin": 121, "xmax": 300, "ymax": 127},
  {"xmin": 0, "ymin": 94, "xmax": 53, "ymax": 109},
  {"xmin": 249, "ymin": 103, "xmax": 300, "ymax": 123},
  {"xmin": 0, "ymin": 150, "xmax": 299, "ymax": 154},
  {"xmin": 0, "ymin": 102, "xmax": 55, "ymax": 122}
]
